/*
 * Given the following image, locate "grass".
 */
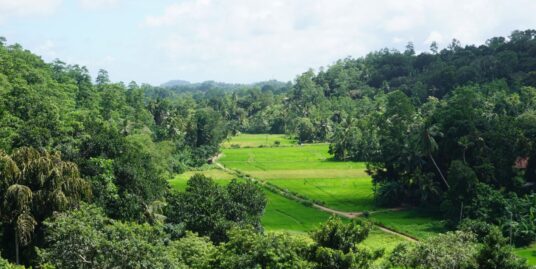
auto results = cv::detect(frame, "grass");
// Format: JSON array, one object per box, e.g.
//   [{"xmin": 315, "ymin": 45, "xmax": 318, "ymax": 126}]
[
  {"xmin": 222, "ymin": 133, "xmax": 295, "ymax": 148},
  {"xmin": 362, "ymin": 227, "xmax": 408, "ymax": 252},
  {"xmin": 362, "ymin": 226, "xmax": 409, "ymax": 266},
  {"xmin": 515, "ymin": 244, "xmax": 536, "ymax": 265},
  {"xmin": 269, "ymin": 177, "xmax": 376, "ymax": 212},
  {"xmin": 174, "ymin": 134, "xmax": 448, "ymax": 246},
  {"xmin": 168, "ymin": 169, "xmax": 236, "ymax": 191},
  {"xmin": 369, "ymin": 209, "xmax": 447, "ymax": 239},
  {"xmin": 262, "ymin": 190, "xmax": 331, "ymax": 232},
  {"xmin": 168, "ymin": 168, "xmax": 330, "ymax": 232},
  {"xmin": 220, "ymin": 144, "xmax": 374, "ymax": 212},
  {"xmin": 221, "ymin": 144, "xmax": 365, "ymax": 172}
]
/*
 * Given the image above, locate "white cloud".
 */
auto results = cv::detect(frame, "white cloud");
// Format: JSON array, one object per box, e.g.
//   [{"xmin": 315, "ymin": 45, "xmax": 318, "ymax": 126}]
[
  {"xmin": 79, "ymin": 0, "xmax": 120, "ymax": 10},
  {"xmin": 34, "ymin": 40, "xmax": 58, "ymax": 59},
  {"xmin": 425, "ymin": 31, "xmax": 444, "ymax": 45},
  {"xmin": 0, "ymin": 0, "xmax": 61, "ymax": 22},
  {"xmin": 384, "ymin": 16, "xmax": 419, "ymax": 32},
  {"xmin": 110, "ymin": 0, "xmax": 536, "ymax": 83}
]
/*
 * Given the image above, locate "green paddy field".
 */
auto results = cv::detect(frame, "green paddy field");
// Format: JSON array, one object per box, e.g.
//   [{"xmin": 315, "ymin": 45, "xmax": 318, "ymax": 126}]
[{"xmin": 169, "ymin": 134, "xmax": 535, "ymax": 264}]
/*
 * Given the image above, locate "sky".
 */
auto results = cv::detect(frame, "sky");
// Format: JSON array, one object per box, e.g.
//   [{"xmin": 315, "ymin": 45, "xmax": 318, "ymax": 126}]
[{"xmin": 1, "ymin": 0, "xmax": 536, "ymax": 85}]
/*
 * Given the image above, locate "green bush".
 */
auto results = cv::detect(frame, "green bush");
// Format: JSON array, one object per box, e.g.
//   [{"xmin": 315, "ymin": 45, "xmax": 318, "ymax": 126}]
[{"xmin": 230, "ymin": 144, "xmax": 240, "ymax": 149}]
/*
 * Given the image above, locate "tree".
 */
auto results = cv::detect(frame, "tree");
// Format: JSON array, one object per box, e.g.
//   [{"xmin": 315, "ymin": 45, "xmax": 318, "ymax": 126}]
[
  {"xmin": 443, "ymin": 160, "xmax": 479, "ymax": 223},
  {"xmin": 95, "ymin": 69, "xmax": 110, "ymax": 86},
  {"xmin": 477, "ymin": 226, "xmax": 530, "ymax": 269},
  {"xmin": 167, "ymin": 232, "xmax": 217, "ymax": 269},
  {"xmin": 413, "ymin": 123, "xmax": 450, "ymax": 189},
  {"xmin": 0, "ymin": 147, "xmax": 91, "ymax": 264},
  {"xmin": 388, "ymin": 231, "xmax": 478, "ymax": 269},
  {"xmin": 310, "ymin": 217, "xmax": 371, "ymax": 253},
  {"xmin": 225, "ymin": 179, "xmax": 267, "ymax": 231},
  {"xmin": 39, "ymin": 204, "xmax": 180, "ymax": 269},
  {"xmin": 329, "ymin": 117, "xmax": 358, "ymax": 160},
  {"xmin": 296, "ymin": 117, "xmax": 315, "ymax": 143},
  {"xmin": 165, "ymin": 175, "xmax": 266, "ymax": 242},
  {"xmin": 430, "ymin": 41, "xmax": 439, "ymax": 54},
  {"xmin": 405, "ymin": 42, "xmax": 415, "ymax": 56},
  {"xmin": 213, "ymin": 227, "xmax": 313, "ymax": 268},
  {"xmin": 309, "ymin": 217, "xmax": 381, "ymax": 269}
]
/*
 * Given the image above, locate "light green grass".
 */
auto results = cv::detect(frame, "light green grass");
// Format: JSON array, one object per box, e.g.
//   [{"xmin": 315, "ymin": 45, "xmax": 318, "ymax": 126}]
[
  {"xmin": 246, "ymin": 169, "xmax": 368, "ymax": 180},
  {"xmin": 220, "ymin": 143, "xmax": 374, "ymax": 212},
  {"xmin": 222, "ymin": 133, "xmax": 295, "ymax": 148},
  {"xmin": 221, "ymin": 144, "xmax": 365, "ymax": 172},
  {"xmin": 269, "ymin": 177, "xmax": 376, "ymax": 212},
  {"xmin": 362, "ymin": 227, "xmax": 408, "ymax": 252},
  {"xmin": 370, "ymin": 209, "xmax": 447, "ymax": 239},
  {"xmin": 262, "ymin": 190, "xmax": 331, "ymax": 232},
  {"xmin": 515, "ymin": 244, "xmax": 536, "ymax": 265},
  {"xmin": 218, "ymin": 134, "xmax": 447, "ymax": 247},
  {"xmin": 168, "ymin": 169, "xmax": 236, "ymax": 191}
]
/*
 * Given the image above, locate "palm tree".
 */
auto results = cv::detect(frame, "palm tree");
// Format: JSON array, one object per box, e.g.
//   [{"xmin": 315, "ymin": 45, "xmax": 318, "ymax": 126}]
[
  {"xmin": 330, "ymin": 117, "xmax": 355, "ymax": 160},
  {"xmin": 0, "ymin": 147, "xmax": 91, "ymax": 264},
  {"xmin": 458, "ymin": 136, "xmax": 474, "ymax": 164},
  {"xmin": 413, "ymin": 124, "xmax": 450, "ymax": 189},
  {"xmin": 3, "ymin": 184, "xmax": 36, "ymax": 265}
]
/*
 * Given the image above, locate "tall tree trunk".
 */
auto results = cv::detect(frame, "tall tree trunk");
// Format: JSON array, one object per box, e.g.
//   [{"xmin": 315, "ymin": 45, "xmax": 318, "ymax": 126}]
[
  {"xmin": 15, "ymin": 236, "xmax": 19, "ymax": 265},
  {"xmin": 459, "ymin": 201, "xmax": 464, "ymax": 223},
  {"xmin": 429, "ymin": 154, "xmax": 449, "ymax": 189}
]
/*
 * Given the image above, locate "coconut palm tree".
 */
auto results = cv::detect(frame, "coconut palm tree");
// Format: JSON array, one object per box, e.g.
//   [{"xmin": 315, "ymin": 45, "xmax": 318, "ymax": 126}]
[
  {"xmin": 0, "ymin": 147, "xmax": 91, "ymax": 264},
  {"xmin": 413, "ymin": 124, "xmax": 450, "ymax": 189}
]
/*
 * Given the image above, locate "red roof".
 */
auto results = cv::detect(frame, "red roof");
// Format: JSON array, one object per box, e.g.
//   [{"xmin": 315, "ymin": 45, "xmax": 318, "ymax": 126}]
[{"xmin": 514, "ymin": 157, "xmax": 529, "ymax": 169}]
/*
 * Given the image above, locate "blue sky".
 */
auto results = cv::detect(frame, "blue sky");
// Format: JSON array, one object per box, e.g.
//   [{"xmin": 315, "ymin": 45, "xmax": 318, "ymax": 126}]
[{"xmin": 2, "ymin": 0, "xmax": 536, "ymax": 85}]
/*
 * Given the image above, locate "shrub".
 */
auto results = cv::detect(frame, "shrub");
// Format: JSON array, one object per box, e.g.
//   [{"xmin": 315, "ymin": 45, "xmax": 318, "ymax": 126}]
[
  {"xmin": 300, "ymin": 200, "xmax": 313, "ymax": 207},
  {"xmin": 388, "ymin": 231, "xmax": 478, "ymax": 269},
  {"xmin": 230, "ymin": 144, "xmax": 240, "ymax": 149}
]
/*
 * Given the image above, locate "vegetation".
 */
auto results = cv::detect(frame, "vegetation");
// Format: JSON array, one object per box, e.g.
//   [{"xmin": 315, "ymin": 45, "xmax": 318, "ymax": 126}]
[
  {"xmin": 168, "ymin": 169, "xmax": 236, "ymax": 191},
  {"xmin": 165, "ymin": 174, "xmax": 266, "ymax": 242},
  {"xmin": 221, "ymin": 133, "xmax": 295, "ymax": 148},
  {"xmin": 370, "ymin": 209, "xmax": 447, "ymax": 239},
  {"xmin": 221, "ymin": 142, "xmax": 374, "ymax": 211},
  {"xmin": 515, "ymin": 245, "xmax": 536, "ymax": 265},
  {"xmin": 0, "ymin": 29, "xmax": 535, "ymax": 268},
  {"xmin": 0, "ymin": 147, "xmax": 90, "ymax": 264}
]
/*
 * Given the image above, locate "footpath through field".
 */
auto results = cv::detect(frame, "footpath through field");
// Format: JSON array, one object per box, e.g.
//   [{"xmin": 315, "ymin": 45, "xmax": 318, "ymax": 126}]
[{"xmin": 213, "ymin": 145, "xmax": 419, "ymax": 242}]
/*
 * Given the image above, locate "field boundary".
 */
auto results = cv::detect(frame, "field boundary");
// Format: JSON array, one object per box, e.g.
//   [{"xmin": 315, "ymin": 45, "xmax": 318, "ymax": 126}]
[{"xmin": 213, "ymin": 153, "xmax": 418, "ymax": 242}]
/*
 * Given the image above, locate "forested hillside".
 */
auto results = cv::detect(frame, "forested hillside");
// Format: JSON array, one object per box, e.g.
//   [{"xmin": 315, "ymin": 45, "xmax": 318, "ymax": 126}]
[{"xmin": 0, "ymin": 30, "xmax": 535, "ymax": 268}]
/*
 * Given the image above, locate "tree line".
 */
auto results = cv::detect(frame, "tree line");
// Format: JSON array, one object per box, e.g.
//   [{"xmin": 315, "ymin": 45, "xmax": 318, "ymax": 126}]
[{"xmin": 0, "ymin": 29, "xmax": 535, "ymax": 268}]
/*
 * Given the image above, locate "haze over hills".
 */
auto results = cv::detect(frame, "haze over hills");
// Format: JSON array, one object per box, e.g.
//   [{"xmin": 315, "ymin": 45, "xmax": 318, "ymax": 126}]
[
  {"xmin": 160, "ymin": 79, "xmax": 291, "ymax": 93},
  {"xmin": 161, "ymin": 80, "xmax": 191, "ymax": 88}
]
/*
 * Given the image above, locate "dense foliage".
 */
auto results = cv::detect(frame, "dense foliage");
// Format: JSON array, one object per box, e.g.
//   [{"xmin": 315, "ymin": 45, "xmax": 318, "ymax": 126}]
[
  {"xmin": 40, "ymin": 205, "xmax": 378, "ymax": 269},
  {"xmin": 387, "ymin": 229, "xmax": 529, "ymax": 269},
  {"xmin": 1, "ymin": 29, "xmax": 535, "ymax": 267},
  {"xmin": 0, "ymin": 37, "xmax": 231, "ymax": 265},
  {"xmin": 165, "ymin": 174, "xmax": 266, "ymax": 242},
  {"xmin": 267, "ymin": 30, "xmax": 536, "ymax": 247}
]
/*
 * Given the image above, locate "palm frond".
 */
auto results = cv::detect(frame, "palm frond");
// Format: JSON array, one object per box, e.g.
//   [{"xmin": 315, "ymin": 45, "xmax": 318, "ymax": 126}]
[
  {"xmin": 0, "ymin": 153, "xmax": 21, "ymax": 185},
  {"xmin": 15, "ymin": 213, "xmax": 36, "ymax": 246},
  {"xmin": 4, "ymin": 184, "xmax": 33, "ymax": 212}
]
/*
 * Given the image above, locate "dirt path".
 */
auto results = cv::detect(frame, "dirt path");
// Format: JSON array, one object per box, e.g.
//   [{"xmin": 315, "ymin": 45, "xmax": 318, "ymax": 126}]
[
  {"xmin": 212, "ymin": 154, "xmax": 418, "ymax": 242},
  {"xmin": 313, "ymin": 204, "xmax": 362, "ymax": 218},
  {"xmin": 377, "ymin": 226, "xmax": 418, "ymax": 242},
  {"xmin": 313, "ymin": 205, "xmax": 406, "ymax": 219}
]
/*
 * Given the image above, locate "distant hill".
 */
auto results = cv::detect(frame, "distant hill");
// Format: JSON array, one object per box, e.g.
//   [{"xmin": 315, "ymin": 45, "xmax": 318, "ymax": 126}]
[
  {"xmin": 160, "ymin": 80, "xmax": 191, "ymax": 88},
  {"xmin": 159, "ymin": 79, "xmax": 290, "ymax": 93}
]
